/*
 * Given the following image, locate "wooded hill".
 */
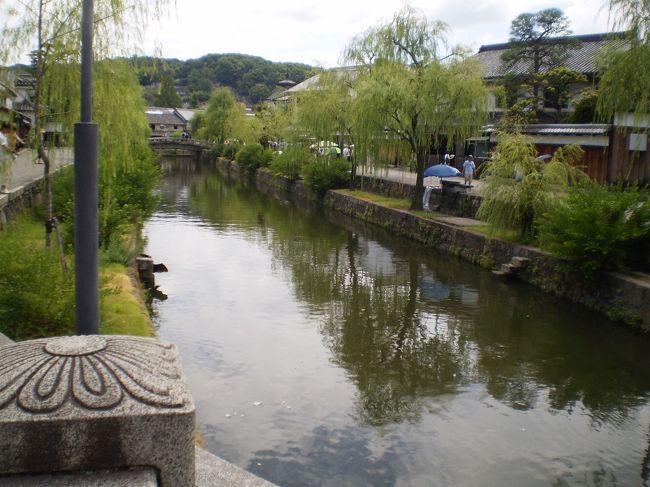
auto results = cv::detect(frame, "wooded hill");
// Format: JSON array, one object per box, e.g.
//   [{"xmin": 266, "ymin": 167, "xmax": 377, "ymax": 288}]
[{"xmin": 132, "ymin": 53, "xmax": 315, "ymax": 106}]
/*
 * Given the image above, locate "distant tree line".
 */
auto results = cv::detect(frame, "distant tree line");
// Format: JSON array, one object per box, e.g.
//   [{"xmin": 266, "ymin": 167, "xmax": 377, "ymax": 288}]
[{"xmin": 132, "ymin": 53, "xmax": 315, "ymax": 107}]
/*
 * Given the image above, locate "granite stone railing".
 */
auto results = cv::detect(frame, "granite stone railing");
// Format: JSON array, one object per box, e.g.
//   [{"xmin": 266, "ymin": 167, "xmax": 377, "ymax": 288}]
[
  {"xmin": 0, "ymin": 332, "xmax": 277, "ymax": 486},
  {"xmin": 0, "ymin": 335, "xmax": 195, "ymax": 486}
]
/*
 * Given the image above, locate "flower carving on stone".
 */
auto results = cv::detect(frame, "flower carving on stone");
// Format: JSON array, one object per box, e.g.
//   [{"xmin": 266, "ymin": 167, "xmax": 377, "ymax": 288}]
[{"xmin": 0, "ymin": 335, "xmax": 187, "ymax": 414}]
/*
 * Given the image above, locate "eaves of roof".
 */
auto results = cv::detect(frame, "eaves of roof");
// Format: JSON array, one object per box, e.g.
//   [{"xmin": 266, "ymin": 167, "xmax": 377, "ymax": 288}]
[{"xmin": 475, "ymin": 32, "xmax": 629, "ymax": 79}]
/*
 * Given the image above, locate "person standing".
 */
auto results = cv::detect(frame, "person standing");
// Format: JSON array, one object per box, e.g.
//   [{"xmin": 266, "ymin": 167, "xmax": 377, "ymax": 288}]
[
  {"xmin": 462, "ymin": 155, "xmax": 475, "ymax": 186},
  {"xmin": 0, "ymin": 124, "xmax": 13, "ymax": 194},
  {"xmin": 343, "ymin": 145, "xmax": 352, "ymax": 161}
]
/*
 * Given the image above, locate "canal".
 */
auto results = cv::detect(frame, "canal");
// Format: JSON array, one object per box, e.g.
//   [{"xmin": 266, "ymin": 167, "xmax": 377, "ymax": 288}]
[{"xmin": 145, "ymin": 159, "xmax": 650, "ymax": 487}]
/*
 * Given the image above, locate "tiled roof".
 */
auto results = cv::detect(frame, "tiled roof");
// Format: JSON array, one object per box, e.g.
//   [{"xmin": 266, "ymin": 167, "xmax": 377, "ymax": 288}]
[
  {"xmin": 483, "ymin": 123, "xmax": 610, "ymax": 136},
  {"xmin": 475, "ymin": 32, "xmax": 629, "ymax": 79},
  {"xmin": 145, "ymin": 107, "xmax": 186, "ymax": 125},
  {"xmin": 268, "ymin": 66, "xmax": 359, "ymax": 101}
]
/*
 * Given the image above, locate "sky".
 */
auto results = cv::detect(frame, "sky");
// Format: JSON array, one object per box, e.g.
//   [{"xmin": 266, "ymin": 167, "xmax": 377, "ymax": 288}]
[{"xmin": 143, "ymin": 0, "xmax": 614, "ymax": 66}]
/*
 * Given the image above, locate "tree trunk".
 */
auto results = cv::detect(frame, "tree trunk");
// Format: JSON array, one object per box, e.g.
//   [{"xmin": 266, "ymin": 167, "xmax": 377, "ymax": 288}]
[
  {"xmin": 39, "ymin": 144, "xmax": 53, "ymax": 248},
  {"xmin": 410, "ymin": 151, "xmax": 427, "ymax": 211}
]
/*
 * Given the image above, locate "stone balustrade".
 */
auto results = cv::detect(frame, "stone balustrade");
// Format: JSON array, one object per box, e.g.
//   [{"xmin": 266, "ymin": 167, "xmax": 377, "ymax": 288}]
[{"xmin": 0, "ymin": 335, "xmax": 195, "ymax": 486}]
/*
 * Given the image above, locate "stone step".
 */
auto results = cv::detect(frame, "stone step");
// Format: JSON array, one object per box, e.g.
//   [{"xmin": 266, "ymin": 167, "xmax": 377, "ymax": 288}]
[{"xmin": 510, "ymin": 257, "xmax": 530, "ymax": 268}]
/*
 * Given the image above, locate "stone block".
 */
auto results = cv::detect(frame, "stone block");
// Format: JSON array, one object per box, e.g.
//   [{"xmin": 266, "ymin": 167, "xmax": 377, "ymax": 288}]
[
  {"xmin": 0, "ymin": 466, "xmax": 158, "ymax": 486},
  {"xmin": 0, "ymin": 335, "xmax": 195, "ymax": 487}
]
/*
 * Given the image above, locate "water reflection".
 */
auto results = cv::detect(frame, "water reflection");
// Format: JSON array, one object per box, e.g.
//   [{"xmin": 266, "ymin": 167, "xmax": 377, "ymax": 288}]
[{"xmin": 147, "ymin": 161, "xmax": 650, "ymax": 486}]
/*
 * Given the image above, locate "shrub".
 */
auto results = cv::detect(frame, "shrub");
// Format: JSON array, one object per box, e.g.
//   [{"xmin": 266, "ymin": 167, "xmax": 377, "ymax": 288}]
[
  {"xmin": 48, "ymin": 158, "xmax": 160, "ymax": 250},
  {"xmin": 210, "ymin": 143, "xmax": 224, "ymax": 158},
  {"xmin": 570, "ymin": 89, "xmax": 601, "ymax": 123},
  {"xmin": 235, "ymin": 143, "xmax": 273, "ymax": 172},
  {"xmin": 477, "ymin": 133, "xmax": 587, "ymax": 242},
  {"xmin": 537, "ymin": 182, "xmax": 650, "ymax": 275},
  {"xmin": 302, "ymin": 158, "xmax": 351, "ymax": 196},
  {"xmin": 222, "ymin": 142, "xmax": 242, "ymax": 160},
  {"xmin": 269, "ymin": 145, "xmax": 312, "ymax": 180},
  {"xmin": 98, "ymin": 159, "xmax": 160, "ymax": 249},
  {"xmin": 0, "ymin": 220, "xmax": 75, "ymax": 340}
]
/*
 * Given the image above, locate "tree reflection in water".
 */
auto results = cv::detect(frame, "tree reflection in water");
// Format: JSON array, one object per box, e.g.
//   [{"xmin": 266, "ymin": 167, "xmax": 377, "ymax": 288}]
[
  {"xmin": 184, "ymin": 171, "xmax": 650, "ymax": 425},
  {"xmin": 154, "ymin": 166, "xmax": 650, "ymax": 485}
]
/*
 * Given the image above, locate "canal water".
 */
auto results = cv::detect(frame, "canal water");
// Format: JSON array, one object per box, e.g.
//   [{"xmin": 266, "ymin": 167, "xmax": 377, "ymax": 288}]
[{"xmin": 145, "ymin": 159, "xmax": 650, "ymax": 487}]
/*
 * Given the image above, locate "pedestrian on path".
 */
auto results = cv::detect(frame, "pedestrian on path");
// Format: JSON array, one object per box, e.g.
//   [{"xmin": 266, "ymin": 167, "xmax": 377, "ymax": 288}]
[
  {"xmin": 463, "ymin": 155, "xmax": 475, "ymax": 186},
  {"xmin": 1, "ymin": 124, "xmax": 14, "ymax": 194}
]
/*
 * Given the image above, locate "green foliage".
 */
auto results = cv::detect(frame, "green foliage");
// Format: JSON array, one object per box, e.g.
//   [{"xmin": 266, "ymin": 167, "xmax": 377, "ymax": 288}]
[
  {"xmin": 93, "ymin": 61, "xmax": 159, "ymax": 248},
  {"xmin": 155, "ymin": 74, "xmax": 182, "ymax": 107},
  {"xmin": 500, "ymin": 8, "xmax": 579, "ymax": 119},
  {"xmin": 210, "ymin": 143, "xmax": 224, "ymax": 157},
  {"xmin": 190, "ymin": 112, "xmax": 204, "ymax": 134},
  {"xmin": 235, "ymin": 143, "xmax": 273, "ymax": 172},
  {"xmin": 229, "ymin": 103, "xmax": 264, "ymax": 145},
  {"xmin": 598, "ymin": 42, "xmax": 650, "ymax": 121},
  {"xmin": 269, "ymin": 145, "xmax": 313, "ymax": 180},
  {"xmin": 344, "ymin": 5, "xmax": 488, "ymax": 210},
  {"xmin": 254, "ymin": 102, "xmax": 295, "ymax": 147},
  {"xmin": 98, "ymin": 157, "xmax": 160, "ymax": 248},
  {"xmin": 100, "ymin": 235, "xmax": 141, "ymax": 266},
  {"xmin": 296, "ymin": 70, "xmax": 356, "ymax": 178},
  {"xmin": 596, "ymin": 2, "xmax": 650, "ymax": 121},
  {"xmin": 477, "ymin": 133, "xmax": 588, "ymax": 241},
  {"xmin": 196, "ymin": 87, "xmax": 236, "ymax": 144},
  {"xmin": 503, "ymin": 8, "xmax": 575, "ymax": 71},
  {"xmin": 222, "ymin": 141, "xmax": 242, "ymax": 159},
  {"xmin": 132, "ymin": 53, "xmax": 313, "ymax": 105},
  {"xmin": 499, "ymin": 98, "xmax": 539, "ymax": 131},
  {"xmin": 536, "ymin": 67, "xmax": 587, "ymax": 121},
  {"xmin": 302, "ymin": 158, "xmax": 351, "ymax": 196},
  {"xmin": 571, "ymin": 89, "xmax": 601, "ymax": 123},
  {"xmin": 0, "ymin": 220, "xmax": 75, "ymax": 340},
  {"xmin": 538, "ymin": 182, "xmax": 650, "ymax": 275}
]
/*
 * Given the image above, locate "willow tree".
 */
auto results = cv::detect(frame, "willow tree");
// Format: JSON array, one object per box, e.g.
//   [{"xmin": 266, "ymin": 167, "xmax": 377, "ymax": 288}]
[
  {"xmin": 344, "ymin": 6, "xmax": 488, "ymax": 209},
  {"xmin": 296, "ymin": 68, "xmax": 358, "ymax": 186},
  {"xmin": 476, "ymin": 132, "xmax": 588, "ymax": 241},
  {"xmin": 598, "ymin": 0, "xmax": 650, "ymax": 122},
  {"xmin": 196, "ymin": 87, "xmax": 236, "ymax": 145},
  {"xmin": 93, "ymin": 60, "xmax": 158, "ymax": 247},
  {"xmin": 0, "ymin": 0, "xmax": 170, "ymax": 246}
]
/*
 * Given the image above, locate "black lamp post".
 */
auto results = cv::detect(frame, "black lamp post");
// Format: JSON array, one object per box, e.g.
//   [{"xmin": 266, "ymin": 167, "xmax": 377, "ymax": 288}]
[{"xmin": 74, "ymin": 0, "xmax": 99, "ymax": 335}]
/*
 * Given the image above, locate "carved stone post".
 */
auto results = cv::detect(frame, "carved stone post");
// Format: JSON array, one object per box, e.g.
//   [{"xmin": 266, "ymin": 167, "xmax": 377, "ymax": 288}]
[{"xmin": 0, "ymin": 335, "xmax": 195, "ymax": 486}]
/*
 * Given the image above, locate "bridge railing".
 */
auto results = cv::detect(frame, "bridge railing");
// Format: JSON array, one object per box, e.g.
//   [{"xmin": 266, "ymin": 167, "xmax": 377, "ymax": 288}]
[{"xmin": 148, "ymin": 137, "xmax": 210, "ymax": 149}]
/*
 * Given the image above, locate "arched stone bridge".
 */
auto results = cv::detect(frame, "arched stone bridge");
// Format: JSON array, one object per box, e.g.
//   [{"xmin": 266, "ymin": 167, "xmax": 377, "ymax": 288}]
[{"xmin": 149, "ymin": 137, "xmax": 211, "ymax": 157}]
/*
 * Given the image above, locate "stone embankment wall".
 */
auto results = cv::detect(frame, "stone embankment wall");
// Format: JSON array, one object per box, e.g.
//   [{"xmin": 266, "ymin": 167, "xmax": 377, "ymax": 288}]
[
  {"xmin": 1, "ymin": 148, "xmax": 72, "ymax": 228},
  {"xmin": 355, "ymin": 175, "xmax": 482, "ymax": 218},
  {"xmin": 212, "ymin": 157, "xmax": 650, "ymax": 329},
  {"xmin": 0, "ymin": 181, "xmax": 42, "ymax": 228}
]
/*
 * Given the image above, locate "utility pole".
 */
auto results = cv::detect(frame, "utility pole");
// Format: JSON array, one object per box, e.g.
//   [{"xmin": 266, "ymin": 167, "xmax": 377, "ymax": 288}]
[{"xmin": 74, "ymin": 0, "xmax": 99, "ymax": 335}]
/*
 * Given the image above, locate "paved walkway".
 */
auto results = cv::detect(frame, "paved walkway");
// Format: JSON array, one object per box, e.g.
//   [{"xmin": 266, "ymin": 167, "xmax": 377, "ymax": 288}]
[
  {"xmin": 359, "ymin": 165, "xmax": 484, "ymax": 194},
  {"xmin": 1, "ymin": 148, "xmax": 73, "ymax": 194}
]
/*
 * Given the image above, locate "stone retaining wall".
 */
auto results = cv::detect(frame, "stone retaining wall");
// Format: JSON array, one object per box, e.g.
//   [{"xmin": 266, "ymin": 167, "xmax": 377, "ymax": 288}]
[
  {"xmin": 355, "ymin": 175, "xmax": 482, "ymax": 218},
  {"xmin": 212, "ymin": 158, "xmax": 650, "ymax": 329},
  {"xmin": 0, "ymin": 181, "xmax": 42, "ymax": 228}
]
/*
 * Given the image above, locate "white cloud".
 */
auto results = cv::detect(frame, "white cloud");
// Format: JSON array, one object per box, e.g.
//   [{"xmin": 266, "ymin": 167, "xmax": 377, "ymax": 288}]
[{"xmin": 143, "ymin": 0, "xmax": 614, "ymax": 66}]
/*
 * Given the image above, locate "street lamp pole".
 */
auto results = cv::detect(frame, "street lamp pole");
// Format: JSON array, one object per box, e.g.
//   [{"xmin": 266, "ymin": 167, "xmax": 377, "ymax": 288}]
[{"xmin": 74, "ymin": 0, "xmax": 99, "ymax": 335}]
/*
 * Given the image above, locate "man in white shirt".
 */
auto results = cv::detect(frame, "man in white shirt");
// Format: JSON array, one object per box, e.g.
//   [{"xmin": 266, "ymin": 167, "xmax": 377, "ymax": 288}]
[{"xmin": 1, "ymin": 124, "xmax": 13, "ymax": 194}]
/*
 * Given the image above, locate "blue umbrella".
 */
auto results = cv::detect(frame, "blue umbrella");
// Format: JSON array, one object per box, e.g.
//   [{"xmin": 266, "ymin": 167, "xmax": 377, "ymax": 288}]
[{"xmin": 424, "ymin": 164, "xmax": 462, "ymax": 178}]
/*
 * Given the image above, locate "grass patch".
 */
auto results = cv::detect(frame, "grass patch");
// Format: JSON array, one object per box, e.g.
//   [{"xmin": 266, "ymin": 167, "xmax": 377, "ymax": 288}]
[
  {"xmin": 337, "ymin": 189, "xmax": 450, "ymax": 221},
  {"xmin": 0, "ymin": 215, "xmax": 153, "ymax": 340},
  {"xmin": 337, "ymin": 188, "xmax": 526, "ymax": 243},
  {"xmin": 337, "ymin": 189, "xmax": 412, "ymax": 210},
  {"xmin": 470, "ymin": 224, "xmax": 521, "ymax": 242},
  {"xmin": 100, "ymin": 263, "xmax": 154, "ymax": 337}
]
